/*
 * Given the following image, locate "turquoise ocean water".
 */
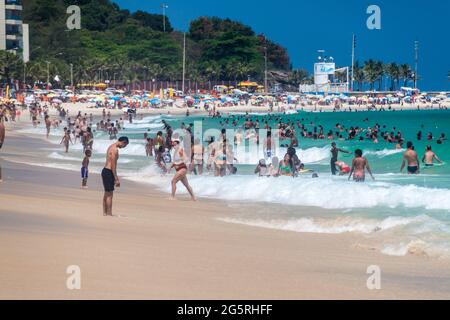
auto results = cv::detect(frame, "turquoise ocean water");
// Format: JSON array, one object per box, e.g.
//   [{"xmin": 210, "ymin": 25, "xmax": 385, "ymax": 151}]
[{"xmin": 19, "ymin": 110, "xmax": 450, "ymax": 258}]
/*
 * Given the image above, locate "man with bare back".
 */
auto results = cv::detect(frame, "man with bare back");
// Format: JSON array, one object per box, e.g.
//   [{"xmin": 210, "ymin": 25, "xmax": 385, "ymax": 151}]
[
  {"xmin": 102, "ymin": 137, "xmax": 129, "ymax": 216},
  {"xmin": 400, "ymin": 141, "xmax": 420, "ymax": 175}
]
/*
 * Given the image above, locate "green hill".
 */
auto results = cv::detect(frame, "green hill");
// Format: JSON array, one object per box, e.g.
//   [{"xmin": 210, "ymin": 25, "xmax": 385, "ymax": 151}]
[{"xmin": 19, "ymin": 0, "xmax": 293, "ymax": 87}]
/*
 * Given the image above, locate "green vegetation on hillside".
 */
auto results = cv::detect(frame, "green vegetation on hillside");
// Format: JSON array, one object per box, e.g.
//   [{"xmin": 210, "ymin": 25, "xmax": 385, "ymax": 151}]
[
  {"xmin": 14, "ymin": 0, "xmax": 292, "ymax": 88},
  {"xmin": 0, "ymin": 0, "xmax": 418, "ymax": 91}
]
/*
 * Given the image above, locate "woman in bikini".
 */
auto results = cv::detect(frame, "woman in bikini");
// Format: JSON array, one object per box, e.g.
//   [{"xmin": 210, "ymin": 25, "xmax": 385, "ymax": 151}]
[
  {"xmin": 278, "ymin": 154, "xmax": 293, "ymax": 177},
  {"xmin": 170, "ymin": 139, "xmax": 196, "ymax": 201},
  {"xmin": 348, "ymin": 149, "xmax": 375, "ymax": 182}
]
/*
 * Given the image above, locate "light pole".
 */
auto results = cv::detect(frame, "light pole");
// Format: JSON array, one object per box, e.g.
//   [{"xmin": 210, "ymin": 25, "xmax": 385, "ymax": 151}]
[
  {"xmin": 23, "ymin": 62, "xmax": 26, "ymax": 88},
  {"xmin": 351, "ymin": 34, "xmax": 356, "ymax": 92},
  {"xmin": 161, "ymin": 3, "xmax": 168, "ymax": 32},
  {"xmin": 182, "ymin": 32, "xmax": 186, "ymax": 93},
  {"xmin": 70, "ymin": 63, "xmax": 74, "ymax": 88},
  {"xmin": 414, "ymin": 40, "xmax": 419, "ymax": 89},
  {"xmin": 264, "ymin": 46, "xmax": 268, "ymax": 93},
  {"xmin": 46, "ymin": 61, "xmax": 50, "ymax": 85}
]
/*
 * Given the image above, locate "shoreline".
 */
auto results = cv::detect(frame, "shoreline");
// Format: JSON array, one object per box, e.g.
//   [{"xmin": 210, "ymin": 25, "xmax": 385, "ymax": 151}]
[
  {"xmin": 33, "ymin": 100, "xmax": 450, "ymax": 118},
  {"xmin": 1, "ymin": 121, "xmax": 450, "ymax": 299}
]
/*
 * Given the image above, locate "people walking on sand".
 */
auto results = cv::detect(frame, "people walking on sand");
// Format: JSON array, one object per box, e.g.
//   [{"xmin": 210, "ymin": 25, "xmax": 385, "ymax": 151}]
[
  {"xmin": 422, "ymin": 145, "xmax": 442, "ymax": 167},
  {"xmin": 170, "ymin": 139, "xmax": 196, "ymax": 201},
  {"xmin": 348, "ymin": 149, "xmax": 374, "ymax": 182},
  {"xmin": 102, "ymin": 137, "xmax": 129, "ymax": 217},
  {"xmin": 331, "ymin": 142, "xmax": 351, "ymax": 175},
  {"xmin": 81, "ymin": 149, "xmax": 92, "ymax": 189},
  {"xmin": 400, "ymin": 141, "xmax": 420, "ymax": 174}
]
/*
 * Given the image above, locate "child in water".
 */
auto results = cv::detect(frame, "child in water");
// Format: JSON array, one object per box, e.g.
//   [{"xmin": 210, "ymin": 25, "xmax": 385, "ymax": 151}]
[
  {"xmin": 60, "ymin": 131, "xmax": 73, "ymax": 153},
  {"xmin": 81, "ymin": 149, "xmax": 92, "ymax": 189}
]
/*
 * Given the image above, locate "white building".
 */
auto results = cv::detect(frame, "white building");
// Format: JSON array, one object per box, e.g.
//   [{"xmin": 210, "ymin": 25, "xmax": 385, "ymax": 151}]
[{"xmin": 0, "ymin": 0, "xmax": 29, "ymax": 62}]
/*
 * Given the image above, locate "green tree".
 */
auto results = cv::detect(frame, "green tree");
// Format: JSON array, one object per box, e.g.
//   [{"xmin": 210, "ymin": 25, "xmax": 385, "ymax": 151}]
[
  {"xmin": 399, "ymin": 64, "xmax": 412, "ymax": 87},
  {"xmin": 0, "ymin": 51, "xmax": 22, "ymax": 85},
  {"xmin": 363, "ymin": 59, "xmax": 378, "ymax": 90},
  {"xmin": 386, "ymin": 63, "xmax": 400, "ymax": 91}
]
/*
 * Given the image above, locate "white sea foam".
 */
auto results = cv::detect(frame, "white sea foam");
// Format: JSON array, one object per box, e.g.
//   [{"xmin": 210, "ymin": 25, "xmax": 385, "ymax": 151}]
[
  {"xmin": 364, "ymin": 148, "xmax": 405, "ymax": 158},
  {"xmin": 48, "ymin": 152, "xmax": 133, "ymax": 164},
  {"xmin": 218, "ymin": 215, "xmax": 432, "ymax": 234},
  {"xmin": 218, "ymin": 215, "xmax": 450, "ymax": 258},
  {"xmin": 66, "ymin": 139, "xmax": 146, "ymax": 156},
  {"xmin": 126, "ymin": 167, "xmax": 450, "ymax": 212}
]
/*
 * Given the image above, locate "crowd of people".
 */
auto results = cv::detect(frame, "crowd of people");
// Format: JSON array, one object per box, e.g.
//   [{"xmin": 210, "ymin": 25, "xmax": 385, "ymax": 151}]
[{"xmin": 1, "ymin": 100, "xmax": 447, "ymax": 216}]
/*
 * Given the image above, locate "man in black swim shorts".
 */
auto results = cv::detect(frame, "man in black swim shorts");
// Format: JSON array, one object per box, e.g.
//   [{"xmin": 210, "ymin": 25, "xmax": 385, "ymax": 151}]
[
  {"xmin": 102, "ymin": 136, "xmax": 129, "ymax": 216},
  {"xmin": 400, "ymin": 141, "xmax": 420, "ymax": 175}
]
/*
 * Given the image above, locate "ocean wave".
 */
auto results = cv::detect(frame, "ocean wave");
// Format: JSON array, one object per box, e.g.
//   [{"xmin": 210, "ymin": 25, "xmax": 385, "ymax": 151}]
[
  {"xmin": 219, "ymin": 215, "xmax": 450, "ymax": 258},
  {"xmin": 127, "ymin": 171, "xmax": 450, "ymax": 211},
  {"xmin": 48, "ymin": 152, "xmax": 134, "ymax": 164},
  {"xmin": 364, "ymin": 148, "xmax": 405, "ymax": 158},
  {"xmin": 218, "ymin": 215, "xmax": 434, "ymax": 235}
]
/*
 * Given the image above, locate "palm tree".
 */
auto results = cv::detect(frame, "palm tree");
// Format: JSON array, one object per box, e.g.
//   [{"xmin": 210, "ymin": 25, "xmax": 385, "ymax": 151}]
[
  {"xmin": 0, "ymin": 51, "xmax": 22, "ymax": 85},
  {"xmin": 375, "ymin": 61, "xmax": 384, "ymax": 91},
  {"xmin": 123, "ymin": 62, "xmax": 140, "ymax": 90},
  {"xmin": 400, "ymin": 64, "xmax": 412, "ymax": 87},
  {"xmin": 353, "ymin": 61, "xmax": 364, "ymax": 91},
  {"xmin": 187, "ymin": 63, "xmax": 202, "ymax": 91},
  {"xmin": 363, "ymin": 59, "xmax": 378, "ymax": 91},
  {"xmin": 204, "ymin": 61, "xmax": 222, "ymax": 82},
  {"xmin": 27, "ymin": 60, "xmax": 47, "ymax": 84},
  {"xmin": 386, "ymin": 63, "xmax": 400, "ymax": 91},
  {"xmin": 224, "ymin": 61, "xmax": 238, "ymax": 81},
  {"xmin": 235, "ymin": 62, "xmax": 251, "ymax": 81}
]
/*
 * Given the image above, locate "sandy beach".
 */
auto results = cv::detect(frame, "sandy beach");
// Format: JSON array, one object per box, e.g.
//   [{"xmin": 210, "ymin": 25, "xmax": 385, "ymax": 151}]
[
  {"xmin": 40, "ymin": 100, "xmax": 450, "ymax": 118},
  {"xmin": 1, "ymin": 123, "xmax": 450, "ymax": 300}
]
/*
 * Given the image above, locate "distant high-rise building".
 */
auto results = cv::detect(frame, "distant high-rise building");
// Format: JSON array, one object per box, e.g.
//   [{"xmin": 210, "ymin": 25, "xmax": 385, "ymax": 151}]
[{"xmin": 0, "ymin": 0, "xmax": 29, "ymax": 62}]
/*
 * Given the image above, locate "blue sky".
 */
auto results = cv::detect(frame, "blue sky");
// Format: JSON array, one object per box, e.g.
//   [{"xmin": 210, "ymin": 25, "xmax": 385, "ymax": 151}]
[{"xmin": 115, "ymin": 0, "xmax": 449, "ymax": 91}]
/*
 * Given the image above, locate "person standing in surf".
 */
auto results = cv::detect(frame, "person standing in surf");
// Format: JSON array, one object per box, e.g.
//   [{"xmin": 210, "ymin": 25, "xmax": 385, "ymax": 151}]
[
  {"xmin": 400, "ymin": 141, "xmax": 420, "ymax": 174},
  {"xmin": 170, "ymin": 139, "xmax": 196, "ymax": 201},
  {"xmin": 330, "ymin": 142, "xmax": 352, "ymax": 175},
  {"xmin": 422, "ymin": 145, "xmax": 442, "ymax": 167},
  {"xmin": 348, "ymin": 149, "xmax": 374, "ymax": 182},
  {"xmin": 102, "ymin": 137, "xmax": 129, "ymax": 216}
]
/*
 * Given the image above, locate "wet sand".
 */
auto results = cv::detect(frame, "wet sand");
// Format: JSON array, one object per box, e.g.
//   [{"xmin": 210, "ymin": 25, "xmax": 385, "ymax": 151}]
[{"xmin": 1, "ymin": 130, "xmax": 450, "ymax": 299}]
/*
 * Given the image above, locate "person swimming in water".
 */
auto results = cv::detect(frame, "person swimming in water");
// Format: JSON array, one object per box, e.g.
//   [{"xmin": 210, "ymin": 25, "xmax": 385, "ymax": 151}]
[
  {"xmin": 278, "ymin": 154, "xmax": 293, "ymax": 177},
  {"xmin": 255, "ymin": 159, "xmax": 270, "ymax": 177},
  {"xmin": 348, "ymin": 149, "xmax": 374, "ymax": 182},
  {"xmin": 422, "ymin": 145, "xmax": 442, "ymax": 167},
  {"xmin": 400, "ymin": 141, "xmax": 420, "ymax": 174},
  {"xmin": 335, "ymin": 161, "xmax": 351, "ymax": 176}
]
